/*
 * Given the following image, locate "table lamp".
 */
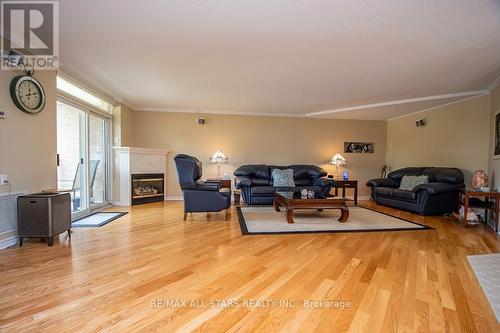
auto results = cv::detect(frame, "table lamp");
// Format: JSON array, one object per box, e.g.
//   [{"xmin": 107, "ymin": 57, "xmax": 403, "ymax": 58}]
[
  {"xmin": 210, "ymin": 150, "xmax": 228, "ymax": 179},
  {"xmin": 329, "ymin": 153, "xmax": 347, "ymax": 180}
]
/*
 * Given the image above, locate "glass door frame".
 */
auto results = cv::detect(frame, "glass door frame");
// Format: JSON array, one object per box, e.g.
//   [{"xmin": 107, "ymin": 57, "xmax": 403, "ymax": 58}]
[
  {"xmin": 57, "ymin": 95, "xmax": 112, "ymax": 220},
  {"xmin": 88, "ymin": 112, "xmax": 111, "ymax": 211}
]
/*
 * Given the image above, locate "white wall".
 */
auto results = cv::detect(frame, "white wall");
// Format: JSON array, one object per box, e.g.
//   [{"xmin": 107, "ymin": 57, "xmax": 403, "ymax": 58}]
[{"xmin": 387, "ymin": 95, "xmax": 491, "ymax": 185}]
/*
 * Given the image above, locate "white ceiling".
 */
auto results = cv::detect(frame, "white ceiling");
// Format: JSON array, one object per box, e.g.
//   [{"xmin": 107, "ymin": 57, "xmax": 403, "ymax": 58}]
[{"xmin": 59, "ymin": 0, "xmax": 500, "ymax": 120}]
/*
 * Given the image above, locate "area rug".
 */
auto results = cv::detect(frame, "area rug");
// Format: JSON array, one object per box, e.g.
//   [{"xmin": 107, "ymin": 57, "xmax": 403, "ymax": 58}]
[
  {"xmin": 72, "ymin": 212, "xmax": 128, "ymax": 227},
  {"xmin": 467, "ymin": 254, "xmax": 500, "ymax": 321},
  {"xmin": 236, "ymin": 206, "xmax": 431, "ymax": 235}
]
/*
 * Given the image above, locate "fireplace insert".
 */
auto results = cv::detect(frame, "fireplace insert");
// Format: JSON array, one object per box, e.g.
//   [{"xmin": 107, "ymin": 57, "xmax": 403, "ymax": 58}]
[{"xmin": 131, "ymin": 173, "xmax": 164, "ymax": 205}]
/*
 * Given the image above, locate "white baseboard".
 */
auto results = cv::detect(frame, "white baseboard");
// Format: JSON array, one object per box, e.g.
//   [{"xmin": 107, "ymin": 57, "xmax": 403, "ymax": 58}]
[
  {"xmin": 0, "ymin": 236, "xmax": 18, "ymax": 250},
  {"xmin": 166, "ymin": 196, "xmax": 183, "ymax": 201}
]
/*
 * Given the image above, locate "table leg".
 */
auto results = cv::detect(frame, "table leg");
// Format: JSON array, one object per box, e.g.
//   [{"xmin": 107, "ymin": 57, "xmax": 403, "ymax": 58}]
[
  {"xmin": 286, "ymin": 209, "xmax": 294, "ymax": 224},
  {"xmin": 342, "ymin": 186, "xmax": 346, "ymax": 199},
  {"xmin": 495, "ymin": 198, "xmax": 499, "ymax": 233},
  {"xmin": 338, "ymin": 205, "xmax": 349, "ymax": 222},
  {"xmin": 335, "ymin": 187, "xmax": 338, "ymax": 197},
  {"xmin": 354, "ymin": 186, "xmax": 358, "ymax": 206},
  {"xmin": 274, "ymin": 199, "xmax": 281, "ymax": 212},
  {"xmin": 463, "ymin": 194, "xmax": 469, "ymax": 227}
]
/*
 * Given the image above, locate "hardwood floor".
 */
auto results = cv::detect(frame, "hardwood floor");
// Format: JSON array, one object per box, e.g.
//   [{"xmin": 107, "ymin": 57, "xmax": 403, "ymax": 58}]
[{"xmin": 1, "ymin": 200, "xmax": 500, "ymax": 332}]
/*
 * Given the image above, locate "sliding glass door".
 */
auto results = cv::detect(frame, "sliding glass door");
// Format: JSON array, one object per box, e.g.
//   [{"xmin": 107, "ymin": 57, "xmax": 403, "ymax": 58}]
[
  {"xmin": 88, "ymin": 114, "xmax": 108, "ymax": 209},
  {"xmin": 57, "ymin": 99, "xmax": 110, "ymax": 218},
  {"xmin": 56, "ymin": 101, "xmax": 88, "ymax": 214}
]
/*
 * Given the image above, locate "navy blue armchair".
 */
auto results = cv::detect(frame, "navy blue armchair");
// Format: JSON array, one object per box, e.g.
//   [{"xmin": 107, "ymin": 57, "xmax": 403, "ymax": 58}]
[{"xmin": 174, "ymin": 154, "xmax": 231, "ymax": 220}]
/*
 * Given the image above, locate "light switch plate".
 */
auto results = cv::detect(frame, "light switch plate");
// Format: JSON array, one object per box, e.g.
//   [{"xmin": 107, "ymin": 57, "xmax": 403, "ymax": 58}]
[{"xmin": 0, "ymin": 174, "xmax": 8, "ymax": 185}]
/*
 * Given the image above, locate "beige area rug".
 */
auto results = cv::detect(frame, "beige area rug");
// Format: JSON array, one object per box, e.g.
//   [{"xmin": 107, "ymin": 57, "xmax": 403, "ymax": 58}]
[
  {"xmin": 236, "ymin": 206, "xmax": 432, "ymax": 235},
  {"xmin": 467, "ymin": 253, "xmax": 500, "ymax": 321}
]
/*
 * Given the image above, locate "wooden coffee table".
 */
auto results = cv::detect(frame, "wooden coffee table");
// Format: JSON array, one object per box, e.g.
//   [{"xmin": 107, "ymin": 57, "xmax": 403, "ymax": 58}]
[{"xmin": 273, "ymin": 191, "xmax": 349, "ymax": 224}]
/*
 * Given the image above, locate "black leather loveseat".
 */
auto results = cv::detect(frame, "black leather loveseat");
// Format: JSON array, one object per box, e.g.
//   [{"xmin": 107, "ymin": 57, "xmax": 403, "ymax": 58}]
[
  {"xmin": 367, "ymin": 167, "xmax": 465, "ymax": 215},
  {"xmin": 234, "ymin": 165, "xmax": 336, "ymax": 205}
]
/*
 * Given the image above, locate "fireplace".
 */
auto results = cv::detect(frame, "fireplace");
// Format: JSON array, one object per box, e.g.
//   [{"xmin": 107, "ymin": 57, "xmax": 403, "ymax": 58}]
[{"xmin": 131, "ymin": 173, "xmax": 165, "ymax": 205}]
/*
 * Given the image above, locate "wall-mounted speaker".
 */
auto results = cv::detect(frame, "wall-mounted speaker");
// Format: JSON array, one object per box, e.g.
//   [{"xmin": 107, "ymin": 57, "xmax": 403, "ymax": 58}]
[
  {"xmin": 416, "ymin": 119, "xmax": 426, "ymax": 127},
  {"xmin": 195, "ymin": 117, "xmax": 206, "ymax": 125}
]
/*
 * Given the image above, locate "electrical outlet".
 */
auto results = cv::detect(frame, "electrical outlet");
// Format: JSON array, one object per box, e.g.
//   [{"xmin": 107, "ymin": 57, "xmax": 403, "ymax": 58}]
[
  {"xmin": 0, "ymin": 174, "xmax": 8, "ymax": 185},
  {"xmin": 0, "ymin": 110, "xmax": 5, "ymax": 119}
]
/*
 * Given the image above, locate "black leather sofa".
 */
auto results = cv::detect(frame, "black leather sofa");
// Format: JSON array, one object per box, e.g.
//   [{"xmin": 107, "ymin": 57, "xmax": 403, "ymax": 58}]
[
  {"xmin": 367, "ymin": 167, "xmax": 465, "ymax": 215},
  {"xmin": 234, "ymin": 165, "xmax": 336, "ymax": 205},
  {"xmin": 174, "ymin": 154, "xmax": 231, "ymax": 220}
]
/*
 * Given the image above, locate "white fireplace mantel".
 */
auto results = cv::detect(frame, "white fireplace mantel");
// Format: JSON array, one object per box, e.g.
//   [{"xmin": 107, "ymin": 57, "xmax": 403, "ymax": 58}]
[{"xmin": 113, "ymin": 147, "xmax": 170, "ymax": 206}]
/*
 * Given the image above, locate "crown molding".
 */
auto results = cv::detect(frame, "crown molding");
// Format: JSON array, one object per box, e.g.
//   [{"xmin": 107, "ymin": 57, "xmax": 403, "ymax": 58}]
[
  {"xmin": 132, "ymin": 106, "xmax": 305, "ymax": 118},
  {"xmin": 489, "ymin": 74, "xmax": 500, "ymax": 92},
  {"xmin": 305, "ymin": 90, "xmax": 489, "ymax": 117},
  {"xmin": 131, "ymin": 90, "xmax": 490, "ymax": 120},
  {"xmin": 387, "ymin": 92, "xmax": 490, "ymax": 121}
]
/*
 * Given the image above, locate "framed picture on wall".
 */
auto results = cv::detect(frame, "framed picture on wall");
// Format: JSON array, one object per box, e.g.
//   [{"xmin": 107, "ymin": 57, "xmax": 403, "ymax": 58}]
[
  {"xmin": 494, "ymin": 109, "xmax": 500, "ymax": 159},
  {"xmin": 344, "ymin": 142, "xmax": 374, "ymax": 153}
]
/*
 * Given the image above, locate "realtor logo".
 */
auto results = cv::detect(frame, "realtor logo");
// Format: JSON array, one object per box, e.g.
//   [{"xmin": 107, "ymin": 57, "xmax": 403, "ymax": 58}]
[{"xmin": 1, "ymin": 0, "xmax": 59, "ymax": 70}]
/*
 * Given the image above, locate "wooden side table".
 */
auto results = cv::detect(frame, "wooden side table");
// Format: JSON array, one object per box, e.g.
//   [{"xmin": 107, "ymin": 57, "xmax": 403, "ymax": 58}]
[
  {"xmin": 208, "ymin": 179, "xmax": 239, "ymax": 205},
  {"xmin": 207, "ymin": 179, "xmax": 231, "ymax": 189},
  {"xmin": 458, "ymin": 189, "xmax": 500, "ymax": 232},
  {"xmin": 333, "ymin": 180, "xmax": 358, "ymax": 206}
]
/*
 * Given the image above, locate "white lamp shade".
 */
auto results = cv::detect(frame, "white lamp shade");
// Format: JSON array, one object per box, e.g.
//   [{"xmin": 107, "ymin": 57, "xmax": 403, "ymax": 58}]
[
  {"xmin": 210, "ymin": 150, "xmax": 228, "ymax": 163},
  {"xmin": 329, "ymin": 153, "xmax": 346, "ymax": 167}
]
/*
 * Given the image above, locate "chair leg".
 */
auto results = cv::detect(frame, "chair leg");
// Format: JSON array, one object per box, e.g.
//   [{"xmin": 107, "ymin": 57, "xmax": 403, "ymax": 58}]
[
  {"xmin": 183, "ymin": 212, "xmax": 187, "ymax": 221},
  {"xmin": 225, "ymin": 209, "xmax": 229, "ymax": 220},
  {"xmin": 67, "ymin": 229, "xmax": 72, "ymax": 238}
]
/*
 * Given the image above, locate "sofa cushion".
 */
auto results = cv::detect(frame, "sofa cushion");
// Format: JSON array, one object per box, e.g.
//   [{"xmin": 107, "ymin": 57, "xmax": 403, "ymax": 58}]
[
  {"xmin": 391, "ymin": 189, "xmax": 417, "ymax": 202},
  {"xmin": 399, "ymin": 175, "xmax": 428, "ymax": 190},
  {"xmin": 424, "ymin": 167, "xmax": 464, "ymax": 184},
  {"xmin": 374, "ymin": 187, "xmax": 394, "ymax": 197},
  {"xmin": 294, "ymin": 179, "xmax": 311, "ymax": 186},
  {"xmin": 271, "ymin": 169, "xmax": 295, "ymax": 187},
  {"xmin": 252, "ymin": 178, "xmax": 270, "ymax": 186},
  {"xmin": 388, "ymin": 167, "xmax": 426, "ymax": 182},
  {"xmin": 251, "ymin": 186, "xmax": 276, "ymax": 196},
  {"xmin": 289, "ymin": 165, "xmax": 327, "ymax": 180},
  {"xmin": 234, "ymin": 165, "xmax": 270, "ymax": 179}
]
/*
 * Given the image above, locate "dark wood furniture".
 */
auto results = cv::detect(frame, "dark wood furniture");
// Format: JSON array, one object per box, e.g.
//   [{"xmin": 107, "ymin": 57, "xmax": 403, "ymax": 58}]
[
  {"xmin": 333, "ymin": 179, "xmax": 358, "ymax": 205},
  {"xmin": 208, "ymin": 179, "xmax": 238, "ymax": 205},
  {"xmin": 208, "ymin": 179, "xmax": 231, "ymax": 189},
  {"xmin": 458, "ymin": 189, "xmax": 500, "ymax": 231},
  {"xmin": 233, "ymin": 190, "xmax": 241, "ymax": 205},
  {"xmin": 273, "ymin": 192, "xmax": 349, "ymax": 224}
]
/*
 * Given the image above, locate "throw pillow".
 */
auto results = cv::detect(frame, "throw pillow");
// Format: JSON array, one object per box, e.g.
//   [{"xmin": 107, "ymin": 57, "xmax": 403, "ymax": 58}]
[
  {"xmin": 399, "ymin": 175, "xmax": 429, "ymax": 191},
  {"xmin": 272, "ymin": 169, "xmax": 295, "ymax": 188}
]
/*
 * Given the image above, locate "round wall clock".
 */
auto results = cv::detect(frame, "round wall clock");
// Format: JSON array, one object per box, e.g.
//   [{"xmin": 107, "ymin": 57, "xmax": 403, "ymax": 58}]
[{"xmin": 9, "ymin": 72, "xmax": 46, "ymax": 114}]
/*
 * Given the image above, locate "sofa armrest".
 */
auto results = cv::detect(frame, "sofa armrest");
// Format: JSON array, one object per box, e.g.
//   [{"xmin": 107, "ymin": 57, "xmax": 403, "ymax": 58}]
[
  {"xmin": 412, "ymin": 182, "xmax": 464, "ymax": 194},
  {"xmin": 196, "ymin": 181, "xmax": 221, "ymax": 191},
  {"xmin": 234, "ymin": 176, "xmax": 252, "ymax": 189},
  {"xmin": 366, "ymin": 178, "xmax": 399, "ymax": 188},
  {"xmin": 204, "ymin": 179, "xmax": 222, "ymax": 185},
  {"xmin": 313, "ymin": 177, "xmax": 337, "ymax": 188}
]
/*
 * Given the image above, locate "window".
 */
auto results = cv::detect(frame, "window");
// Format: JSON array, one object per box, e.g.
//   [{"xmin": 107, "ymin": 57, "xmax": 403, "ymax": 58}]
[{"xmin": 57, "ymin": 76, "xmax": 113, "ymax": 113}]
